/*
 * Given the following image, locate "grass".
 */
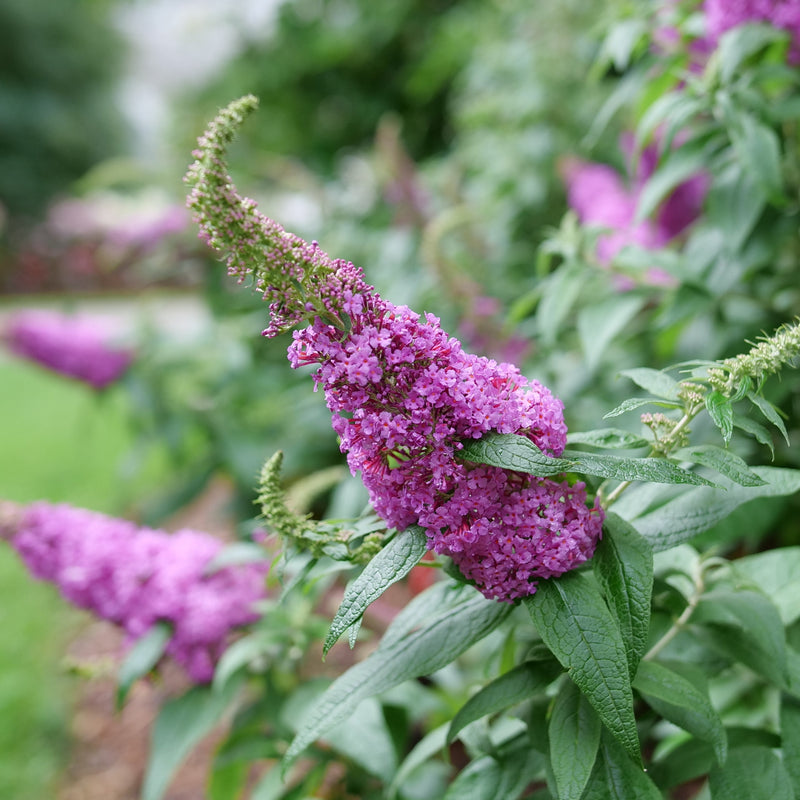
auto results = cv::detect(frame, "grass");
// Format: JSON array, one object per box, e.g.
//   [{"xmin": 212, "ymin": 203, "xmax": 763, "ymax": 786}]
[{"xmin": 0, "ymin": 357, "xmax": 171, "ymax": 799}]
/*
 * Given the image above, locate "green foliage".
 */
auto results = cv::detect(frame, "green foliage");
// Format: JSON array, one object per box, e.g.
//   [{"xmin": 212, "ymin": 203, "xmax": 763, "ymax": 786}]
[{"xmin": 0, "ymin": 0, "xmax": 123, "ymax": 218}]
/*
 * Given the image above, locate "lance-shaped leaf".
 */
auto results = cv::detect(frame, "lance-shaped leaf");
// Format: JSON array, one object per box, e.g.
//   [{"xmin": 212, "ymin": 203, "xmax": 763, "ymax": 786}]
[
  {"xmin": 748, "ymin": 392, "xmax": 790, "ymax": 445},
  {"xmin": 387, "ymin": 723, "xmax": 449, "ymax": 800},
  {"xmin": 283, "ymin": 585, "xmax": 510, "ymax": 773},
  {"xmin": 731, "ymin": 547, "xmax": 800, "ymax": 625},
  {"xmin": 442, "ymin": 742, "xmax": 544, "ymax": 800},
  {"xmin": 705, "ymin": 390, "xmax": 734, "ymax": 443},
  {"xmin": 567, "ymin": 428, "xmax": 650, "ymax": 450},
  {"xmin": 633, "ymin": 661, "xmax": 727, "ymax": 763},
  {"xmin": 524, "ymin": 572, "xmax": 640, "ymax": 761},
  {"xmin": 593, "ymin": 728, "xmax": 662, "ymax": 799},
  {"xmin": 672, "ymin": 444, "xmax": 766, "ymax": 487},
  {"xmin": 781, "ymin": 694, "xmax": 800, "ymax": 796},
  {"xmin": 464, "ymin": 433, "xmax": 714, "ymax": 486},
  {"xmin": 604, "ymin": 396, "xmax": 682, "ymax": 418},
  {"xmin": 459, "ymin": 433, "xmax": 576, "ymax": 475},
  {"xmin": 594, "ymin": 513, "xmax": 653, "ymax": 677},
  {"xmin": 548, "ymin": 678, "xmax": 601, "ymax": 800},
  {"xmin": 693, "ymin": 589, "xmax": 787, "ymax": 687},
  {"xmin": 619, "ymin": 368, "xmax": 680, "ymax": 400},
  {"xmin": 563, "ymin": 449, "xmax": 715, "ymax": 486},
  {"xmin": 142, "ymin": 679, "xmax": 242, "ymax": 800},
  {"xmin": 626, "ymin": 467, "xmax": 800, "ymax": 551},
  {"xmin": 324, "ymin": 525, "xmax": 428, "ymax": 655},
  {"xmin": 709, "ymin": 745, "xmax": 794, "ymax": 800},
  {"xmin": 447, "ymin": 659, "xmax": 561, "ymax": 744},
  {"xmin": 116, "ymin": 621, "xmax": 172, "ymax": 708}
]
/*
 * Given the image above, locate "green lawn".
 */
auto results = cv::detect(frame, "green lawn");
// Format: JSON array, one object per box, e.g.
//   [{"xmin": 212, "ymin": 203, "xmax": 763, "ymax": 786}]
[{"xmin": 0, "ymin": 357, "xmax": 170, "ymax": 799}]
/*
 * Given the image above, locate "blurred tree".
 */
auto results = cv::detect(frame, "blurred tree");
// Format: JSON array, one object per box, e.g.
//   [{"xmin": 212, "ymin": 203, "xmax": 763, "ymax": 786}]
[
  {"xmin": 177, "ymin": 0, "xmax": 479, "ymax": 172},
  {"xmin": 0, "ymin": 0, "xmax": 124, "ymax": 219}
]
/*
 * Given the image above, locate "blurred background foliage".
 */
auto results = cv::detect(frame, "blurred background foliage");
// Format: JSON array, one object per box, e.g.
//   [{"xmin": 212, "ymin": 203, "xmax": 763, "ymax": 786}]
[{"xmin": 0, "ymin": 0, "xmax": 125, "ymax": 219}]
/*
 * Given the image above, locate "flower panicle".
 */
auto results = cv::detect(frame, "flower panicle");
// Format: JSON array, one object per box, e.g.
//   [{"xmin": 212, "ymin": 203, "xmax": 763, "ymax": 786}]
[
  {"xmin": 8, "ymin": 501, "xmax": 268, "ymax": 683},
  {"xmin": 708, "ymin": 319, "xmax": 800, "ymax": 397},
  {"xmin": 184, "ymin": 95, "xmax": 373, "ymax": 336}
]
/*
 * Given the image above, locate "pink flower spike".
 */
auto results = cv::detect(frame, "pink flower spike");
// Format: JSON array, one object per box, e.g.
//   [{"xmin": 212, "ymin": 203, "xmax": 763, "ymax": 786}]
[{"xmin": 5, "ymin": 310, "xmax": 134, "ymax": 390}]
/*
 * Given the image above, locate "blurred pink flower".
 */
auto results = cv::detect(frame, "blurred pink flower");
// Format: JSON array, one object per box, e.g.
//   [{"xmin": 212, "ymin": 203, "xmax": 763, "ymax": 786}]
[
  {"xmin": 13, "ymin": 502, "xmax": 269, "ymax": 683},
  {"xmin": 5, "ymin": 310, "xmax": 134, "ymax": 390},
  {"xmin": 563, "ymin": 135, "xmax": 709, "ymax": 283}
]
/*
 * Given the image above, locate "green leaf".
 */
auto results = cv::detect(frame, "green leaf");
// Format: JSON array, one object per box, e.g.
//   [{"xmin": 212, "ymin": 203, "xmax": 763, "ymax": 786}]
[
  {"xmin": 283, "ymin": 585, "xmax": 510, "ymax": 773},
  {"xmin": 598, "ymin": 18, "xmax": 648, "ymax": 71},
  {"xmin": 781, "ymin": 694, "xmax": 800, "ymax": 796},
  {"xmin": 548, "ymin": 678, "xmax": 601, "ymax": 800},
  {"xmin": 596, "ymin": 728, "xmax": 662, "ymax": 799},
  {"xmin": 203, "ymin": 542, "xmax": 271, "ymax": 574},
  {"xmin": 671, "ymin": 444, "xmax": 767, "ymax": 487},
  {"xmin": 563, "ymin": 449, "xmax": 716, "ymax": 486},
  {"xmin": 537, "ymin": 262, "xmax": 584, "ymax": 345},
  {"xmin": 213, "ymin": 632, "xmax": 277, "ymax": 692},
  {"xmin": 208, "ymin": 759, "xmax": 249, "ymax": 800},
  {"xmin": 323, "ymin": 526, "xmax": 428, "ymax": 655},
  {"xmin": 709, "ymin": 745, "xmax": 794, "ymax": 800},
  {"xmin": 577, "ymin": 295, "xmax": 646, "ymax": 370},
  {"xmin": 728, "ymin": 112, "xmax": 784, "ymax": 204},
  {"xmin": 718, "ymin": 22, "xmax": 788, "ymax": 82},
  {"xmin": 706, "ymin": 390, "xmax": 734, "ymax": 444},
  {"xmin": 694, "ymin": 589, "xmax": 787, "ymax": 687},
  {"xmin": 733, "ymin": 548, "xmax": 800, "ymax": 625},
  {"xmin": 633, "ymin": 661, "xmax": 727, "ymax": 763},
  {"xmin": 747, "ymin": 392, "xmax": 790, "ymax": 445},
  {"xmin": 447, "ymin": 659, "xmax": 561, "ymax": 744},
  {"xmin": 618, "ymin": 368, "xmax": 680, "ymax": 400},
  {"xmin": 733, "ymin": 414, "xmax": 775, "ymax": 456},
  {"xmin": 142, "ymin": 680, "xmax": 241, "ymax": 800},
  {"xmin": 387, "ymin": 723, "xmax": 449, "ymax": 800},
  {"xmin": 567, "ymin": 428, "xmax": 649, "ymax": 450},
  {"xmin": 626, "ymin": 467, "xmax": 800, "ymax": 551},
  {"xmin": 459, "ymin": 433, "xmax": 576, "ymax": 475},
  {"xmin": 594, "ymin": 513, "xmax": 653, "ymax": 677},
  {"xmin": 704, "ymin": 162, "xmax": 765, "ymax": 252},
  {"xmin": 637, "ymin": 92, "xmax": 703, "ymax": 149},
  {"xmin": 524, "ymin": 573, "xmax": 640, "ymax": 761},
  {"xmin": 329, "ymin": 697, "xmax": 398, "ymax": 781},
  {"xmin": 116, "ymin": 622, "xmax": 172, "ymax": 709},
  {"xmin": 604, "ymin": 396, "xmax": 682, "ymax": 418},
  {"xmin": 649, "ymin": 727, "xmax": 781, "ymax": 790},
  {"xmin": 442, "ymin": 744, "xmax": 544, "ymax": 800}
]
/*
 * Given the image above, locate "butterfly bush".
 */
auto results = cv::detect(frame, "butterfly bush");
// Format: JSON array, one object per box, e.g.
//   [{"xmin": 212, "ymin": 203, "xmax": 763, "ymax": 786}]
[
  {"xmin": 704, "ymin": 0, "xmax": 800, "ymax": 61},
  {"xmin": 186, "ymin": 97, "xmax": 603, "ymax": 602},
  {"xmin": 12, "ymin": 502, "xmax": 268, "ymax": 682},
  {"xmin": 563, "ymin": 136, "xmax": 708, "ymax": 281},
  {"xmin": 4, "ymin": 310, "xmax": 133, "ymax": 390}
]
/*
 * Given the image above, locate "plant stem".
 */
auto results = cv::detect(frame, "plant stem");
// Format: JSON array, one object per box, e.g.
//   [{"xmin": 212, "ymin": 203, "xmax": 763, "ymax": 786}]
[{"xmin": 644, "ymin": 562, "xmax": 705, "ymax": 661}]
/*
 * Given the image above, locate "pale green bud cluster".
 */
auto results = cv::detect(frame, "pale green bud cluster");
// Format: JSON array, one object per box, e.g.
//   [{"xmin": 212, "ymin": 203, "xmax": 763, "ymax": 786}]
[{"xmin": 708, "ymin": 319, "xmax": 800, "ymax": 397}]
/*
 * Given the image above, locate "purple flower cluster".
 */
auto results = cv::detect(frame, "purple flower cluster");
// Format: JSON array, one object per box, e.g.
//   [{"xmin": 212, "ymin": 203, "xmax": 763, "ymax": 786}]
[
  {"xmin": 705, "ymin": 0, "xmax": 800, "ymax": 61},
  {"xmin": 186, "ymin": 97, "xmax": 603, "ymax": 602},
  {"xmin": 13, "ymin": 502, "xmax": 268, "ymax": 682},
  {"xmin": 563, "ymin": 137, "xmax": 708, "ymax": 283},
  {"xmin": 289, "ymin": 292, "xmax": 603, "ymax": 601},
  {"xmin": 5, "ymin": 310, "xmax": 133, "ymax": 390}
]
